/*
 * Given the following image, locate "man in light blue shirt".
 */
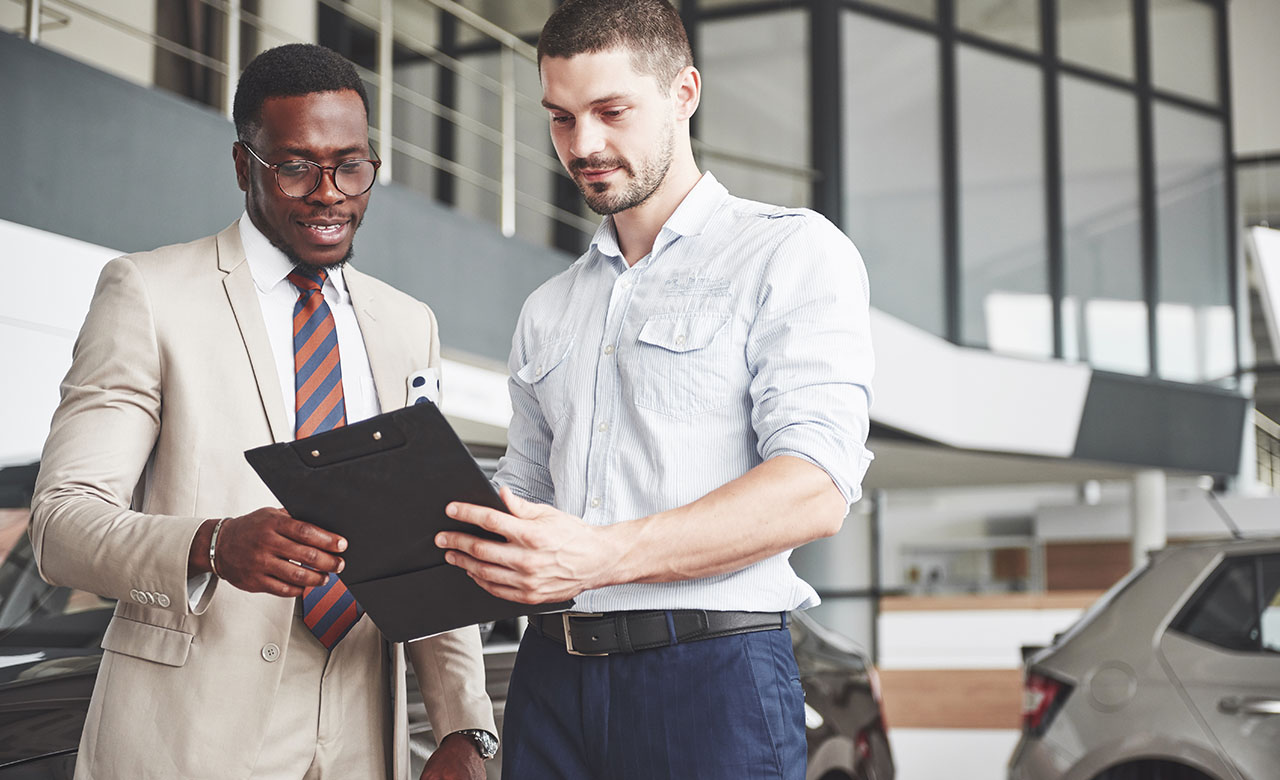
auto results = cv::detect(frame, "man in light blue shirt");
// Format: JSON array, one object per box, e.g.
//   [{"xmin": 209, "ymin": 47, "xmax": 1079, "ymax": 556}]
[{"xmin": 436, "ymin": 1, "xmax": 873, "ymax": 777}]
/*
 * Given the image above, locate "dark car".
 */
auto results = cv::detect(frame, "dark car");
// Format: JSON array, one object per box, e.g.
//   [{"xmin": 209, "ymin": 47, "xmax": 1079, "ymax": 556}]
[{"xmin": 0, "ymin": 526, "xmax": 892, "ymax": 780}]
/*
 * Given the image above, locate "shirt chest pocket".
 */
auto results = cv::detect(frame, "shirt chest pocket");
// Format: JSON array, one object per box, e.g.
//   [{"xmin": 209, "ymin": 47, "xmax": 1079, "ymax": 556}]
[
  {"xmin": 516, "ymin": 336, "xmax": 575, "ymax": 426},
  {"xmin": 631, "ymin": 312, "xmax": 736, "ymax": 419}
]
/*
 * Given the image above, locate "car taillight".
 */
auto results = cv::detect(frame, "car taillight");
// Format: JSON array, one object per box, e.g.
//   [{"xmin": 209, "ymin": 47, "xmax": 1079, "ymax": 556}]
[
  {"xmin": 855, "ymin": 729, "xmax": 872, "ymax": 762},
  {"xmin": 1022, "ymin": 671, "xmax": 1072, "ymax": 737}
]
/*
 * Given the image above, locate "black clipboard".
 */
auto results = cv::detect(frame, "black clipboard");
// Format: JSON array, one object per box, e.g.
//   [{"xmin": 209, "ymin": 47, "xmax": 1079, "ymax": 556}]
[{"xmin": 244, "ymin": 401, "xmax": 571, "ymax": 642}]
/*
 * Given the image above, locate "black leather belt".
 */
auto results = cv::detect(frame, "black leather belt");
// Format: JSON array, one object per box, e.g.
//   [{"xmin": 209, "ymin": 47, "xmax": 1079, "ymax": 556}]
[{"xmin": 528, "ymin": 610, "xmax": 786, "ymax": 656}]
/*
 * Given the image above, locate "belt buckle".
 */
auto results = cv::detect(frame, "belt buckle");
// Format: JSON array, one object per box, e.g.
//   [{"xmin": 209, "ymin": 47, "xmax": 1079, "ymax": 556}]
[{"xmin": 562, "ymin": 612, "xmax": 608, "ymax": 657}]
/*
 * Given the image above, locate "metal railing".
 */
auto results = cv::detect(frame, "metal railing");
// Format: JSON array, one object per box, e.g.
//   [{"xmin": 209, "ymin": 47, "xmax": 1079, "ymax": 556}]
[{"xmin": 11, "ymin": 0, "xmax": 816, "ymax": 248}]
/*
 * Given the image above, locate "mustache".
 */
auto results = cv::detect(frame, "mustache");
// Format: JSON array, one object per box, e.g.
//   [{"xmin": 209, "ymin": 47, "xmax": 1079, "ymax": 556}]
[{"xmin": 570, "ymin": 156, "xmax": 631, "ymax": 174}]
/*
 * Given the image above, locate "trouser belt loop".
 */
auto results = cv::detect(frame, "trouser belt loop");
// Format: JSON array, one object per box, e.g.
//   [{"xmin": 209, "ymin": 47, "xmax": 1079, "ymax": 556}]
[
  {"xmin": 615, "ymin": 613, "xmax": 634, "ymax": 654},
  {"xmin": 663, "ymin": 610, "xmax": 678, "ymax": 645},
  {"xmin": 672, "ymin": 609, "xmax": 710, "ymax": 641}
]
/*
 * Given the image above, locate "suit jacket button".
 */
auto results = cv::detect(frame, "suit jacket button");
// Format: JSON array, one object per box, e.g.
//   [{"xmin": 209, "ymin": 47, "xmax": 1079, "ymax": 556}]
[
  {"xmin": 157, "ymin": 594, "xmax": 171, "ymax": 608},
  {"xmin": 262, "ymin": 643, "xmax": 281, "ymax": 662},
  {"xmin": 130, "ymin": 589, "xmax": 142, "ymax": 603}
]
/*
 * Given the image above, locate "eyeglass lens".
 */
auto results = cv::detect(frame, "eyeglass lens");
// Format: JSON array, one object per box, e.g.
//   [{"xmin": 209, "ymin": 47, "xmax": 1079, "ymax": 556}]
[{"xmin": 277, "ymin": 160, "xmax": 378, "ymax": 198}]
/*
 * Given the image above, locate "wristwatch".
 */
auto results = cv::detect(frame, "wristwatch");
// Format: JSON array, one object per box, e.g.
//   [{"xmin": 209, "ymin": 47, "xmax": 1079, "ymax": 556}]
[{"xmin": 453, "ymin": 729, "xmax": 499, "ymax": 760}]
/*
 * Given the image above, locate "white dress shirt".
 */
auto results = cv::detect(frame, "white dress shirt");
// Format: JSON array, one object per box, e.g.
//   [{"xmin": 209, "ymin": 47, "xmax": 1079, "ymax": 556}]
[
  {"xmin": 189, "ymin": 215, "xmax": 382, "ymax": 606},
  {"xmin": 495, "ymin": 172, "xmax": 875, "ymax": 614},
  {"xmin": 238, "ymin": 213, "xmax": 382, "ymax": 428}
]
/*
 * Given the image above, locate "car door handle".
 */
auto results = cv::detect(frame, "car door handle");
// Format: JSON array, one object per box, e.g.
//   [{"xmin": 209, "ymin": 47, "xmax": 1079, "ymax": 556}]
[{"xmin": 1219, "ymin": 697, "xmax": 1280, "ymax": 715}]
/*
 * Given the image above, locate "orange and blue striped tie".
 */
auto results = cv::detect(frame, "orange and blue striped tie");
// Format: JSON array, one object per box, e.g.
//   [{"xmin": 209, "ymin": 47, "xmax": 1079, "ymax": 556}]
[{"xmin": 289, "ymin": 267, "xmax": 363, "ymax": 649}]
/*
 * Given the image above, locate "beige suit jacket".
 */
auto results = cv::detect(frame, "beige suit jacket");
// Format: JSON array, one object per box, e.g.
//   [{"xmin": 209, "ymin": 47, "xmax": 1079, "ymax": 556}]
[{"xmin": 30, "ymin": 221, "xmax": 495, "ymax": 780}]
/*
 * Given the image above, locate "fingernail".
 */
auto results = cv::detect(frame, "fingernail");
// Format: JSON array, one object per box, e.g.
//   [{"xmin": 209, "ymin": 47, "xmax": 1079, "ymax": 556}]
[
  {"xmin": 435, "ymin": 533, "xmax": 446, "ymax": 547},
  {"xmin": 445, "ymin": 504, "xmax": 457, "ymax": 517},
  {"xmin": 445, "ymin": 552, "xmax": 455, "ymax": 564},
  {"xmin": 337, "ymin": 559, "xmax": 345, "ymax": 573},
  {"xmin": 337, "ymin": 538, "xmax": 347, "ymax": 551}
]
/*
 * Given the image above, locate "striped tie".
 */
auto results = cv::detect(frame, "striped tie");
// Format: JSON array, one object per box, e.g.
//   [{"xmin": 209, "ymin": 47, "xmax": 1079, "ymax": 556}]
[{"xmin": 288, "ymin": 267, "xmax": 363, "ymax": 649}]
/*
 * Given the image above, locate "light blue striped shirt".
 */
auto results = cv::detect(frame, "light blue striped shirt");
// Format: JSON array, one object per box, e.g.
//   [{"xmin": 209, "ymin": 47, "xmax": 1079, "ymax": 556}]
[{"xmin": 495, "ymin": 172, "xmax": 874, "ymax": 613}]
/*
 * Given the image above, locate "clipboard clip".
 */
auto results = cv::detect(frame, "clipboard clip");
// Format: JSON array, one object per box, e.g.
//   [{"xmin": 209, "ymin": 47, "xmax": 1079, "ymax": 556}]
[{"xmin": 292, "ymin": 419, "xmax": 408, "ymax": 468}]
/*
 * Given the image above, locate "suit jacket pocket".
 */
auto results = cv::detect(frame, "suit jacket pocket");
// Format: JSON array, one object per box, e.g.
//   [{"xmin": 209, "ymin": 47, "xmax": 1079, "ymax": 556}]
[{"xmin": 100, "ymin": 615, "xmax": 194, "ymax": 667}]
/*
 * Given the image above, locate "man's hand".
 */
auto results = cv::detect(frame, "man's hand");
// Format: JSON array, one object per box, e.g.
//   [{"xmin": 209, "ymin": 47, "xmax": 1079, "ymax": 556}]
[
  {"xmin": 188, "ymin": 508, "xmax": 347, "ymax": 597},
  {"xmin": 421, "ymin": 732, "xmax": 485, "ymax": 780},
  {"xmin": 436, "ymin": 487, "xmax": 622, "ymax": 604}
]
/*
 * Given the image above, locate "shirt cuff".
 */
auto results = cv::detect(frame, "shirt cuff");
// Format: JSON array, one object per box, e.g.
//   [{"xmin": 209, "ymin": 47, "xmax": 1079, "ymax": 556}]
[{"xmin": 186, "ymin": 572, "xmax": 212, "ymax": 611}]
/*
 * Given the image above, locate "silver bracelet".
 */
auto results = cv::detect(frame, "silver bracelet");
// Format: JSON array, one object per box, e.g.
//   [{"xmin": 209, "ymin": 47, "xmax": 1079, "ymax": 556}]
[{"xmin": 208, "ymin": 517, "xmax": 230, "ymax": 578}]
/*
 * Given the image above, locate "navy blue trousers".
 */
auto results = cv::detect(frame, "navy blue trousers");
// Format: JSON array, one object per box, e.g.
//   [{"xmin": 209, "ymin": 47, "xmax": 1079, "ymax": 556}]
[{"xmin": 500, "ymin": 623, "xmax": 806, "ymax": 780}]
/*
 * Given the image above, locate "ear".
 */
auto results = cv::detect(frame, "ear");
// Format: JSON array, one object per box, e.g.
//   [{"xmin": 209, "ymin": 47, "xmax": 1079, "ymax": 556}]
[
  {"xmin": 671, "ymin": 65, "xmax": 700, "ymax": 122},
  {"xmin": 232, "ymin": 141, "xmax": 251, "ymax": 194}
]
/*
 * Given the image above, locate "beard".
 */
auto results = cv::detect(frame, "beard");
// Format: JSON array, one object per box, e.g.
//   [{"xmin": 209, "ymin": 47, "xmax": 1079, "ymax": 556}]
[
  {"xmin": 571, "ymin": 121, "xmax": 675, "ymax": 216},
  {"xmin": 286, "ymin": 242, "xmax": 355, "ymax": 273},
  {"xmin": 246, "ymin": 182, "xmax": 359, "ymax": 272}
]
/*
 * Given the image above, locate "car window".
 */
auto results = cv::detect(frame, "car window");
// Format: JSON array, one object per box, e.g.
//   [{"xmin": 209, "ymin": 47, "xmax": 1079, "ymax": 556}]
[
  {"xmin": 0, "ymin": 515, "xmax": 114, "ymax": 644},
  {"xmin": 1172, "ymin": 553, "xmax": 1280, "ymax": 653},
  {"xmin": 1260, "ymin": 556, "xmax": 1280, "ymax": 653}
]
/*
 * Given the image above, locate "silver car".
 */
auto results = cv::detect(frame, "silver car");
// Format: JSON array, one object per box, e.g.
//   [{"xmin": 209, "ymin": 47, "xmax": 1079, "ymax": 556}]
[{"xmin": 1009, "ymin": 537, "xmax": 1280, "ymax": 780}]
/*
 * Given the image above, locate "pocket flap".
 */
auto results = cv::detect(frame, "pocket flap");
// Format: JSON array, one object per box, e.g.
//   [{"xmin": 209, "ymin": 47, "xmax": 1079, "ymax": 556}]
[
  {"xmin": 101, "ymin": 616, "xmax": 194, "ymax": 667},
  {"xmin": 516, "ymin": 337, "xmax": 574, "ymax": 384},
  {"xmin": 637, "ymin": 313, "xmax": 729, "ymax": 353}
]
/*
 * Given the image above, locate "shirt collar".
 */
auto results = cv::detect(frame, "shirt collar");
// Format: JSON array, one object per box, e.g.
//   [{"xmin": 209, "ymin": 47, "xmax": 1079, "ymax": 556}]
[
  {"xmin": 587, "ymin": 171, "xmax": 728, "ymax": 264},
  {"xmin": 662, "ymin": 171, "xmax": 727, "ymax": 239},
  {"xmin": 238, "ymin": 211, "xmax": 350, "ymax": 303}
]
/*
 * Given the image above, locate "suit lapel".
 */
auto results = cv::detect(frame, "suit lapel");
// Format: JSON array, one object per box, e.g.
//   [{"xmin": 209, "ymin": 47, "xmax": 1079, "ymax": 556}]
[
  {"xmin": 217, "ymin": 222, "xmax": 292, "ymax": 443},
  {"xmin": 346, "ymin": 268, "xmax": 406, "ymax": 412}
]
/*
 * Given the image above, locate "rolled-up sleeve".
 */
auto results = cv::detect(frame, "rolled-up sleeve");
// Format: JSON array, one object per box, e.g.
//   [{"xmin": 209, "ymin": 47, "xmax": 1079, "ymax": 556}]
[{"xmin": 746, "ymin": 215, "xmax": 875, "ymax": 504}]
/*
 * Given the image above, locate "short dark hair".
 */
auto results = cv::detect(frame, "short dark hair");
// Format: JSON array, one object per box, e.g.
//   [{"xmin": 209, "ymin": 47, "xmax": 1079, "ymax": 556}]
[
  {"xmin": 537, "ymin": 0, "xmax": 693, "ymax": 87},
  {"xmin": 232, "ymin": 43, "xmax": 369, "ymax": 142}
]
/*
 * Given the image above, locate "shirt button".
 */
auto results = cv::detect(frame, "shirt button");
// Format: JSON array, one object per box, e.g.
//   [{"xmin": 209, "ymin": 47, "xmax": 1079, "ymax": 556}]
[
  {"xmin": 603, "ymin": 344, "xmax": 615, "ymax": 355},
  {"xmin": 675, "ymin": 335, "xmax": 686, "ymax": 345},
  {"xmin": 598, "ymin": 422, "xmax": 609, "ymax": 432},
  {"xmin": 262, "ymin": 643, "xmax": 281, "ymax": 663},
  {"xmin": 622, "ymin": 280, "xmax": 633, "ymax": 289},
  {"xmin": 589, "ymin": 497, "xmax": 601, "ymax": 508}
]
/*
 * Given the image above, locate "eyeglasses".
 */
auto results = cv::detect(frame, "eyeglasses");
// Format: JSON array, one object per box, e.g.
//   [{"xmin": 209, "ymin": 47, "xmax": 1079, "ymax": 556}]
[{"xmin": 240, "ymin": 142, "xmax": 381, "ymax": 198}]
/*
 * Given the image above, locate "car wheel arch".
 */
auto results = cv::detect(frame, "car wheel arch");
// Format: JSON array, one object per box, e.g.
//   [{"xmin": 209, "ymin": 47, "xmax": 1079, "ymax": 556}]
[
  {"xmin": 1064, "ymin": 735, "xmax": 1235, "ymax": 780},
  {"xmin": 1091, "ymin": 758, "xmax": 1220, "ymax": 780}
]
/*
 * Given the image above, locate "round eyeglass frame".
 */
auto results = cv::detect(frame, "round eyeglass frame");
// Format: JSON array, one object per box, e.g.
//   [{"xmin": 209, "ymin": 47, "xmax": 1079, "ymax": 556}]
[{"xmin": 240, "ymin": 141, "xmax": 382, "ymax": 199}]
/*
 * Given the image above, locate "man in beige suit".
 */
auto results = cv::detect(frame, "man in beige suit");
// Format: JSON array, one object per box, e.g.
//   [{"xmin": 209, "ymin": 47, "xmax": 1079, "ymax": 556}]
[{"xmin": 30, "ymin": 44, "xmax": 495, "ymax": 780}]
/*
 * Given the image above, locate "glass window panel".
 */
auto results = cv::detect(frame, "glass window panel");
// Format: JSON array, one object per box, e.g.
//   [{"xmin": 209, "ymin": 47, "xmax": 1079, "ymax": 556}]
[
  {"xmin": 1150, "ymin": 0, "xmax": 1219, "ymax": 104},
  {"xmin": 957, "ymin": 46, "xmax": 1049, "ymax": 357},
  {"xmin": 456, "ymin": 0, "xmax": 555, "ymax": 45},
  {"xmin": 698, "ymin": 12, "xmax": 811, "ymax": 208},
  {"xmin": 843, "ymin": 13, "xmax": 944, "ymax": 336},
  {"xmin": 1261, "ymin": 555, "xmax": 1280, "ymax": 653},
  {"xmin": 851, "ymin": 0, "xmax": 936, "ymax": 20},
  {"xmin": 1238, "ymin": 161, "xmax": 1280, "ymax": 229},
  {"xmin": 698, "ymin": 0, "xmax": 778, "ymax": 8},
  {"xmin": 1154, "ymin": 104, "xmax": 1232, "ymax": 384},
  {"xmin": 1060, "ymin": 76, "xmax": 1147, "ymax": 375},
  {"xmin": 1057, "ymin": 0, "xmax": 1134, "ymax": 80},
  {"xmin": 956, "ymin": 0, "xmax": 1040, "ymax": 52}
]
